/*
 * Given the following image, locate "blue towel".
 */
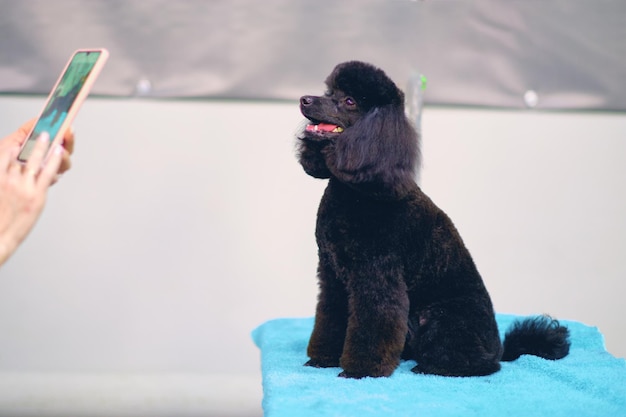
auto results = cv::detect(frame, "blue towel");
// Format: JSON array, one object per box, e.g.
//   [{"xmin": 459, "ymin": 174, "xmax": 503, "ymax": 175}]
[{"xmin": 252, "ymin": 314, "xmax": 626, "ymax": 417}]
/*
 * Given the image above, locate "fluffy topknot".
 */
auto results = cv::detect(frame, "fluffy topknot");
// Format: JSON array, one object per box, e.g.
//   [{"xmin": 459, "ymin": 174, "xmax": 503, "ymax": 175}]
[{"xmin": 326, "ymin": 61, "xmax": 404, "ymax": 110}]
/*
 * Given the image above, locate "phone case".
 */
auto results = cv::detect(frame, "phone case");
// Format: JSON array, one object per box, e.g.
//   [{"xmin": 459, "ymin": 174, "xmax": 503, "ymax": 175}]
[{"xmin": 17, "ymin": 48, "xmax": 109, "ymax": 162}]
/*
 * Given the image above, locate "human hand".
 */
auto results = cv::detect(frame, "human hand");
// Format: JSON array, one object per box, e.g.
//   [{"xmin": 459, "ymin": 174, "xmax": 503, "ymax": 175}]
[
  {"xmin": 0, "ymin": 119, "xmax": 75, "ymax": 176},
  {"xmin": 0, "ymin": 132, "xmax": 64, "ymax": 266}
]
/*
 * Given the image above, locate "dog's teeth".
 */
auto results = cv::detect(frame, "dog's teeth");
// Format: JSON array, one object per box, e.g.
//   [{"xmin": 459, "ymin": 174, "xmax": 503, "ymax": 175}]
[
  {"xmin": 314, "ymin": 125, "xmax": 319, "ymax": 131},
  {"xmin": 332, "ymin": 127, "xmax": 344, "ymax": 133}
]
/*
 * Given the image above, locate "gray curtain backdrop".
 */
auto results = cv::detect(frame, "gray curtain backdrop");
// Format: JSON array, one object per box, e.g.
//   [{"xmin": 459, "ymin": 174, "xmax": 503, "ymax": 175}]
[{"xmin": 0, "ymin": 0, "xmax": 624, "ymax": 110}]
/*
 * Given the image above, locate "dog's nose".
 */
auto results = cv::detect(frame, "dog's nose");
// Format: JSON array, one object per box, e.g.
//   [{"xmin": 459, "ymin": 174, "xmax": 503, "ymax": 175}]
[{"xmin": 300, "ymin": 96, "xmax": 314, "ymax": 106}]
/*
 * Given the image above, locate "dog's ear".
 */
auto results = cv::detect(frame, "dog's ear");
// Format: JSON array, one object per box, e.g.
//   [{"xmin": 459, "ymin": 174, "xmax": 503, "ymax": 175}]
[{"xmin": 327, "ymin": 103, "xmax": 420, "ymax": 198}]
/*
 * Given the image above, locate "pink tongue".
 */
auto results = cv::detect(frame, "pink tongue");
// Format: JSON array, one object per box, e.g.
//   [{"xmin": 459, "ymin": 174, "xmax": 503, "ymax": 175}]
[{"xmin": 306, "ymin": 123, "xmax": 338, "ymax": 132}]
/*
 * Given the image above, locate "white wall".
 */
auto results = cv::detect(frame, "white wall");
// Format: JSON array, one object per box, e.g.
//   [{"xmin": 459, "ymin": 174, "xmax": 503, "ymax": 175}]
[
  {"xmin": 419, "ymin": 108, "xmax": 626, "ymax": 351},
  {"xmin": 0, "ymin": 96, "xmax": 624, "ymax": 414}
]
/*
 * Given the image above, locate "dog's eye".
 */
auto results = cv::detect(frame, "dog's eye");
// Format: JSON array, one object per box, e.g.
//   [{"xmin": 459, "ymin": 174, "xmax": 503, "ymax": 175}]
[{"xmin": 344, "ymin": 97, "xmax": 356, "ymax": 107}]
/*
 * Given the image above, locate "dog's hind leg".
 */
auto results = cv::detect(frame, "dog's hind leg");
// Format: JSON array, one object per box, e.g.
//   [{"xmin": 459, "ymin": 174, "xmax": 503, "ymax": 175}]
[
  {"xmin": 411, "ymin": 297, "xmax": 502, "ymax": 377},
  {"xmin": 306, "ymin": 255, "xmax": 349, "ymax": 368}
]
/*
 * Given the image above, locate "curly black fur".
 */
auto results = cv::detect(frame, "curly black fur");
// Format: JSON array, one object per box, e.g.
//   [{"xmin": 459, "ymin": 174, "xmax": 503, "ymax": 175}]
[
  {"xmin": 296, "ymin": 61, "xmax": 570, "ymax": 378},
  {"xmin": 501, "ymin": 316, "xmax": 570, "ymax": 361}
]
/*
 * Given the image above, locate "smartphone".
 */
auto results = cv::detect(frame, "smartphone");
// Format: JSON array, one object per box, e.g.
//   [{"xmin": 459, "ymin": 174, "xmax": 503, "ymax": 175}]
[{"xmin": 17, "ymin": 48, "xmax": 109, "ymax": 162}]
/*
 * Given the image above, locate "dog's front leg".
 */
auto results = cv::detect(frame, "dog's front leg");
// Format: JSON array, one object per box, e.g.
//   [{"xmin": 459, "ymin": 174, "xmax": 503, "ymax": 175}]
[
  {"xmin": 306, "ymin": 255, "xmax": 349, "ymax": 368},
  {"xmin": 339, "ymin": 261, "xmax": 409, "ymax": 378}
]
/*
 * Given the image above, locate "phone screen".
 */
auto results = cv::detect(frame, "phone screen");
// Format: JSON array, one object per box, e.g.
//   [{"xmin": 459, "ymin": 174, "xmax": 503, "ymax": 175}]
[{"xmin": 17, "ymin": 50, "xmax": 104, "ymax": 161}]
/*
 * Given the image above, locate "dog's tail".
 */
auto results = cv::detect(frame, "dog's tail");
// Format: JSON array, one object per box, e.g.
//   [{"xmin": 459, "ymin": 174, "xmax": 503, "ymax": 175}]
[{"xmin": 501, "ymin": 315, "xmax": 571, "ymax": 362}]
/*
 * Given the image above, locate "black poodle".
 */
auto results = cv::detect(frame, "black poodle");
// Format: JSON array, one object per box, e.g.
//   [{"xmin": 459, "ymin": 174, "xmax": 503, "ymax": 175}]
[{"xmin": 296, "ymin": 61, "xmax": 570, "ymax": 378}]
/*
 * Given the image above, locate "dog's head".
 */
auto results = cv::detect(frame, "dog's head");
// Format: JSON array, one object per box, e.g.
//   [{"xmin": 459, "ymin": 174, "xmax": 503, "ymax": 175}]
[
  {"xmin": 297, "ymin": 61, "xmax": 419, "ymax": 198},
  {"xmin": 300, "ymin": 61, "xmax": 405, "ymax": 139}
]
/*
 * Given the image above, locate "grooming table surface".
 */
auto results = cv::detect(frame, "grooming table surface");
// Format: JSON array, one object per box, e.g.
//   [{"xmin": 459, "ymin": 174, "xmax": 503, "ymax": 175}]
[{"xmin": 252, "ymin": 314, "xmax": 626, "ymax": 417}]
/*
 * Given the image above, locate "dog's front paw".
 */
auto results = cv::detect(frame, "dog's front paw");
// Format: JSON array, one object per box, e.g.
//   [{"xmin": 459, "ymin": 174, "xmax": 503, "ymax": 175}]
[
  {"xmin": 304, "ymin": 358, "xmax": 340, "ymax": 368},
  {"xmin": 339, "ymin": 358, "xmax": 396, "ymax": 378},
  {"xmin": 340, "ymin": 352, "xmax": 399, "ymax": 378},
  {"xmin": 338, "ymin": 368, "xmax": 392, "ymax": 378},
  {"xmin": 338, "ymin": 370, "xmax": 368, "ymax": 379}
]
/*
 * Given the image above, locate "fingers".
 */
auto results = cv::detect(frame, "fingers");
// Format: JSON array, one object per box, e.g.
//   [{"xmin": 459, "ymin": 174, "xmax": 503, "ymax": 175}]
[
  {"xmin": 16, "ymin": 118, "xmax": 37, "ymax": 138},
  {"xmin": 57, "ymin": 148, "xmax": 72, "ymax": 175},
  {"xmin": 7, "ymin": 121, "xmax": 74, "ymax": 179},
  {"xmin": 14, "ymin": 120, "xmax": 74, "ymax": 158},
  {"xmin": 17, "ymin": 132, "xmax": 62, "ymax": 189},
  {"xmin": 37, "ymin": 145, "xmax": 64, "ymax": 189},
  {"xmin": 0, "ymin": 144, "xmax": 17, "ymax": 173},
  {"xmin": 55, "ymin": 127, "xmax": 74, "ymax": 175},
  {"xmin": 1, "ymin": 120, "xmax": 34, "ymax": 152},
  {"xmin": 24, "ymin": 132, "xmax": 51, "ymax": 175},
  {"xmin": 0, "ymin": 132, "xmax": 61, "ymax": 195},
  {"xmin": 62, "ymin": 126, "xmax": 75, "ymax": 155}
]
